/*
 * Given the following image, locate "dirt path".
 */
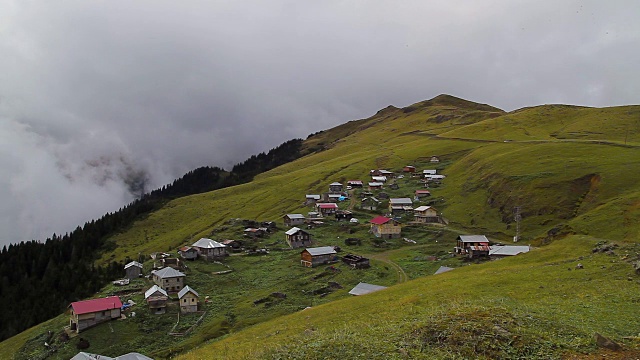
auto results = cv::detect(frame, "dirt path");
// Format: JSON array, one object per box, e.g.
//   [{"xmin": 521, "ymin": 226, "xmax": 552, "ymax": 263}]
[
  {"xmin": 347, "ymin": 190, "xmax": 356, "ymax": 210},
  {"xmin": 364, "ymin": 248, "xmax": 412, "ymax": 283}
]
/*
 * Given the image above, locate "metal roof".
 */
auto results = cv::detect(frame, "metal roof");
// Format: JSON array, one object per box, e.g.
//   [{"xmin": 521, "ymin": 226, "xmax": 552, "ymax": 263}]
[
  {"xmin": 434, "ymin": 266, "xmax": 454, "ymax": 275},
  {"xmin": 144, "ymin": 285, "xmax": 168, "ymax": 299},
  {"xmin": 369, "ymin": 216, "xmax": 391, "ymax": 225},
  {"xmin": 368, "ymin": 182, "xmax": 384, "ymax": 186},
  {"xmin": 285, "ymin": 213, "xmax": 306, "ymax": 219},
  {"xmin": 115, "ymin": 354, "xmax": 154, "ymax": 360},
  {"xmin": 192, "ymin": 238, "xmax": 226, "ymax": 248},
  {"xmin": 457, "ymin": 235, "xmax": 489, "ymax": 243},
  {"xmin": 371, "ymin": 176, "xmax": 387, "ymax": 182},
  {"xmin": 285, "ymin": 227, "xmax": 307, "ymax": 235},
  {"xmin": 414, "ymin": 206, "xmax": 435, "ymax": 212},
  {"xmin": 178, "ymin": 285, "xmax": 199, "ymax": 299},
  {"xmin": 329, "ymin": 182, "xmax": 343, "ymax": 186},
  {"xmin": 389, "ymin": 198, "xmax": 413, "ymax": 205},
  {"xmin": 152, "ymin": 267, "xmax": 186, "ymax": 279},
  {"xmin": 317, "ymin": 203, "xmax": 338, "ymax": 208},
  {"xmin": 70, "ymin": 296, "xmax": 122, "ymax": 315},
  {"xmin": 423, "ymin": 169, "xmax": 437, "ymax": 174},
  {"xmin": 71, "ymin": 353, "xmax": 113, "ymax": 360},
  {"xmin": 124, "ymin": 261, "xmax": 143, "ymax": 270},
  {"xmin": 304, "ymin": 246, "xmax": 336, "ymax": 256},
  {"xmin": 348, "ymin": 282, "xmax": 387, "ymax": 296},
  {"xmin": 489, "ymin": 245, "xmax": 531, "ymax": 256},
  {"xmin": 347, "ymin": 180, "xmax": 363, "ymax": 184},
  {"xmin": 305, "ymin": 195, "xmax": 321, "ymax": 199}
]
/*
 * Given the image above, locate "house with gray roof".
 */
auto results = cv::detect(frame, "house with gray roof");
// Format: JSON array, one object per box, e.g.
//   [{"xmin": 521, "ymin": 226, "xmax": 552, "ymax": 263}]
[
  {"xmin": 455, "ymin": 235, "xmax": 490, "ymax": 258},
  {"xmin": 191, "ymin": 238, "xmax": 227, "ymax": 260},
  {"xmin": 124, "ymin": 261, "xmax": 143, "ymax": 280},
  {"xmin": 389, "ymin": 198, "xmax": 413, "ymax": 213},
  {"xmin": 151, "ymin": 267, "xmax": 186, "ymax": 293},
  {"xmin": 285, "ymin": 227, "xmax": 312, "ymax": 248},
  {"xmin": 178, "ymin": 285, "xmax": 200, "ymax": 313},
  {"xmin": 300, "ymin": 246, "xmax": 338, "ymax": 267},
  {"xmin": 144, "ymin": 285, "xmax": 168, "ymax": 314},
  {"xmin": 283, "ymin": 213, "xmax": 306, "ymax": 227}
]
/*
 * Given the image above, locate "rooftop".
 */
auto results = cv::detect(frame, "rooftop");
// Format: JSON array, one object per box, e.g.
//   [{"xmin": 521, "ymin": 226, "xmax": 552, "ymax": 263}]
[
  {"xmin": 489, "ymin": 245, "xmax": 531, "ymax": 256},
  {"xmin": 285, "ymin": 227, "xmax": 307, "ymax": 235},
  {"xmin": 152, "ymin": 267, "xmax": 186, "ymax": 279},
  {"xmin": 192, "ymin": 238, "xmax": 226, "ymax": 249},
  {"xmin": 144, "ymin": 285, "xmax": 168, "ymax": 299},
  {"xmin": 457, "ymin": 235, "xmax": 489, "ymax": 243},
  {"xmin": 370, "ymin": 216, "xmax": 391, "ymax": 225},
  {"xmin": 348, "ymin": 282, "xmax": 387, "ymax": 296},
  {"xmin": 304, "ymin": 246, "xmax": 336, "ymax": 256},
  {"xmin": 70, "ymin": 296, "xmax": 123, "ymax": 315},
  {"xmin": 124, "ymin": 261, "xmax": 143, "ymax": 270},
  {"xmin": 178, "ymin": 285, "xmax": 199, "ymax": 299}
]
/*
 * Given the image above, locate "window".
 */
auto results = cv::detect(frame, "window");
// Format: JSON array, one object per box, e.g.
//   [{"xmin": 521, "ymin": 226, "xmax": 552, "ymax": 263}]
[
  {"xmin": 183, "ymin": 299, "xmax": 187, "ymax": 303},
  {"xmin": 191, "ymin": 298, "xmax": 195, "ymax": 302}
]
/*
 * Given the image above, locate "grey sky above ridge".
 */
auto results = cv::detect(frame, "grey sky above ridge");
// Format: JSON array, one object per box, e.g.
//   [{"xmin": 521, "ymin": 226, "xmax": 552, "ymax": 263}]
[{"xmin": 1, "ymin": 0, "xmax": 639, "ymax": 245}]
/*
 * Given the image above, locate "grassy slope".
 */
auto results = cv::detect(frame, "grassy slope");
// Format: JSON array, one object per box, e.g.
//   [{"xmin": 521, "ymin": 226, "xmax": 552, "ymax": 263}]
[
  {"xmin": 4, "ymin": 95, "xmax": 640, "ymax": 358},
  {"xmin": 180, "ymin": 235, "xmax": 640, "ymax": 359}
]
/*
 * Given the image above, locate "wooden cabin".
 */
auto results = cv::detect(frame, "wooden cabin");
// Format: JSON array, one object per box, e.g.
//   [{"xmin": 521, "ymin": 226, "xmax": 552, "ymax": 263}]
[
  {"xmin": 368, "ymin": 182, "xmax": 384, "ymax": 190},
  {"xmin": 403, "ymin": 165, "xmax": 416, "ymax": 173},
  {"xmin": 178, "ymin": 286, "xmax": 200, "ymax": 313},
  {"xmin": 316, "ymin": 203, "xmax": 339, "ymax": 216},
  {"xmin": 300, "ymin": 246, "xmax": 338, "ymax": 268},
  {"xmin": 369, "ymin": 216, "xmax": 402, "ymax": 239},
  {"xmin": 69, "ymin": 296, "xmax": 122, "ymax": 333},
  {"xmin": 414, "ymin": 190, "xmax": 431, "ymax": 199},
  {"xmin": 144, "ymin": 285, "xmax": 168, "ymax": 314},
  {"xmin": 455, "ymin": 235, "xmax": 490, "ymax": 258},
  {"xmin": 124, "ymin": 261, "xmax": 143, "ymax": 280},
  {"xmin": 389, "ymin": 198, "xmax": 413, "ymax": 213},
  {"xmin": 285, "ymin": 227, "xmax": 312, "ymax": 249},
  {"xmin": 284, "ymin": 213, "xmax": 306, "ymax": 226},
  {"xmin": 329, "ymin": 182, "xmax": 343, "ymax": 193},
  {"xmin": 305, "ymin": 194, "xmax": 321, "ymax": 205},
  {"xmin": 191, "ymin": 238, "xmax": 227, "ymax": 260},
  {"xmin": 152, "ymin": 267, "xmax": 186, "ymax": 293},
  {"xmin": 335, "ymin": 210, "xmax": 353, "ymax": 221},
  {"xmin": 413, "ymin": 206, "xmax": 440, "ymax": 223},
  {"xmin": 361, "ymin": 197, "xmax": 380, "ymax": 211}
]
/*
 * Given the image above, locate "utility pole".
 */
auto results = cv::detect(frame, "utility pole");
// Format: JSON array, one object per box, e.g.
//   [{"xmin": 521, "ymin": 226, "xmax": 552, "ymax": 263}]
[{"xmin": 513, "ymin": 206, "xmax": 522, "ymax": 242}]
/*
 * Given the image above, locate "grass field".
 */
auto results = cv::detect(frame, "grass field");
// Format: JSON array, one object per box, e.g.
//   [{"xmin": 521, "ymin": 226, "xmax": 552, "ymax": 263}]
[{"xmin": 3, "ymin": 95, "xmax": 640, "ymax": 359}]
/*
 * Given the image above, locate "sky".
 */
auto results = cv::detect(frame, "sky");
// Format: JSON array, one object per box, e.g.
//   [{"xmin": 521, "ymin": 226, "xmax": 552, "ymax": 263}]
[{"xmin": 1, "ymin": 0, "xmax": 639, "ymax": 246}]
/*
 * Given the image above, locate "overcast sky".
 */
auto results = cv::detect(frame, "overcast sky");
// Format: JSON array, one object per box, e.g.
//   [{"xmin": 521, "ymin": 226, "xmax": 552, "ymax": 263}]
[{"xmin": 1, "ymin": 0, "xmax": 639, "ymax": 246}]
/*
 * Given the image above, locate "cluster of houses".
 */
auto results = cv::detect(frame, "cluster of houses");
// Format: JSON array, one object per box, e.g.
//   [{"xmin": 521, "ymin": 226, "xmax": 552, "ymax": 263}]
[{"xmin": 69, "ymin": 238, "xmax": 228, "ymax": 333}]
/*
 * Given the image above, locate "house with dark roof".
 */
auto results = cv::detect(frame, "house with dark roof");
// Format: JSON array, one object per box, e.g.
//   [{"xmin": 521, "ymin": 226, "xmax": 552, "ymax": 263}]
[
  {"xmin": 300, "ymin": 246, "xmax": 338, "ymax": 267},
  {"xmin": 414, "ymin": 189, "xmax": 431, "ymax": 199},
  {"xmin": 368, "ymin": 182, "xmax": 384, "ymax": 190},
  {"xmin": 284, "ymin": 213, "xmax": 306, "ymax": 227},
  {"xmin": 361, "ymin": 196, "xmax": 380, "ymax": 210},
  {"xmin": 347, "ymin": 180, "xmax": 363, "ymax": 188},
  {"xmin": 69, "ymin": 296, "xmax": 122, "ymax": 333},
  {"xmin": 455, "ymin": 235, "xmax": 490, "ymax": 258},
  {"xmin": 124, "ymin": 261, "xmax": 143, "ymax": 280},
  {"xmin": 285, "ymin": 227, "xmax": 312, "ymax": 248},
  {"xmin": 329, "ymin": 182, "xmax": 343, "ymax": 193},
  {"xmin": 144, "ymin": 285, "xmax": 168, "ymax": 314},
  {"xmin": 178, "ymin": 286, "xmax": 199, "ymax": 313},
  {"xmin": 191, "ymin": 238, "xmax": 227, "ymax": 260},
  {"xmin": 369, "ymin": 216, "xmax": 401, "ymax": 239},
  {"xmin": 403, "ymin": 165, "xmax": 416, "ymax": 173},
  {"xmin": 152, "ymin": 267, "xmax": 186, "ymax": 293}
]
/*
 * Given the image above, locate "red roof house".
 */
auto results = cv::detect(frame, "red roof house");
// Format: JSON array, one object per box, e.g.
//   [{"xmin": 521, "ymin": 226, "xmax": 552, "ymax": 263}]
[
  {"xmin": 369, "ymin": 216, "xmax": 401, "ymax": 239},
  {"xmin": 69, "ymin": 296, "xmax": 123, "ymax": 333},
  {"xmin": 316, "ymin": 202, "xmax": 339, "ymax": 215}
]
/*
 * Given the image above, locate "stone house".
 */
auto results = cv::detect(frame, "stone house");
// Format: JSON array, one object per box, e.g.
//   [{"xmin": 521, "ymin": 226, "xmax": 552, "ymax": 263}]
[
  {"xmin": 178, "ymin": 286, "xmax": 199, "ymax": 313},
  {"xmin": 191, "ymin": 238, "xmax": 227, "ymax": 260},
  {"xmin": 152, "ymin": 267, "xmax": 186, "ymax": 293},
  {"xmin": 144, "ymin": 285, "xmax": 169, "ymax": 314}
]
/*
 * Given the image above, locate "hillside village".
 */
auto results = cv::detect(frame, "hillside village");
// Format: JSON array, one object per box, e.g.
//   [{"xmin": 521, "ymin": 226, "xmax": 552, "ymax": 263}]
[
  {"xmin": 52, "ymin": 159, "xmax": 530, "ymax": 359},
  {"xmin": 4, "ymin": 96, "xmax": 640, "ymax": 359}
]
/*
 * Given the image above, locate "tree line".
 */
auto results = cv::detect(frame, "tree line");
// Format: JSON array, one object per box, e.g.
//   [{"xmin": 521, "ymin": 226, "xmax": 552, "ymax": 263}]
[{"xmin": 0, "ymin": 138, "xmax": 303, "ymax": 341}]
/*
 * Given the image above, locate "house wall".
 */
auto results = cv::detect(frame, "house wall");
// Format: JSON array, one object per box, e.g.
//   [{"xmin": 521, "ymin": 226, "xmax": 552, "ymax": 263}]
[
  {"xmin": 71, "ymin": 308, "xmax": 121, "ymax": 333},
  {"xmin": 180, "ymin": 250, "xmax": 198, "ymax": 260},
  {"xmin": 196, "ymin": 247, "xmax": 227, "ymax": 260},
  {"xmin": 180, "ymin": 293, "xmax": 199, "ymax": 313},
  {"xmin": 154, "ymin": 275, "xmax": 184, "ymax": 292},
  {"xmin": 287, "ymin": 233, "xmax": 311, "ymax": 249},
  {"xmin": 285, "ymin": 217, "xmax": 305, "ymax": 226},
  {"xmin": 371, "ymin": 223, "xmax": 401, "ymax": 238},
  {"xmin": 125, "ymin": 267, "xmax": 141, "ymax": 280}
]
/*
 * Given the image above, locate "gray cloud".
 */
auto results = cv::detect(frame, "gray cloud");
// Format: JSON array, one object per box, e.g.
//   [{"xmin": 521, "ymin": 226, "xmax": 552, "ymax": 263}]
[{"xmin": 1, "ymin": 0, "xmax": 639, "ymax": 245}]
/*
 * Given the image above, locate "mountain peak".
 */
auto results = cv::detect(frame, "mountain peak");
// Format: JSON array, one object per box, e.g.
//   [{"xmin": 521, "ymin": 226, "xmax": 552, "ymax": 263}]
[{"xmin": 403, "ymin": 94, "xmax": 505, "ymax": 113}]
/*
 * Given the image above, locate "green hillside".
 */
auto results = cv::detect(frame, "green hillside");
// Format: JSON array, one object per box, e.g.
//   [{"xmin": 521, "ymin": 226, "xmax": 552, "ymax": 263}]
[{"xmin": 3, "ymin": 95, "xmax": 640, "ymax": 359}]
